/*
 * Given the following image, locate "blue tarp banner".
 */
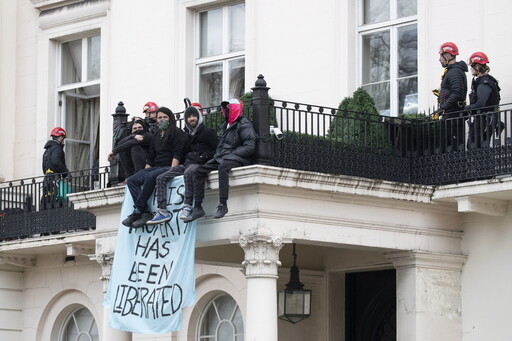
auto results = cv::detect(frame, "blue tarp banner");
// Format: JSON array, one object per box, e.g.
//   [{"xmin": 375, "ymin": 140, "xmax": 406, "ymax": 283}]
[{"xmin": 104, "ymin": 176, "xmax": 196, "ymax": 334}]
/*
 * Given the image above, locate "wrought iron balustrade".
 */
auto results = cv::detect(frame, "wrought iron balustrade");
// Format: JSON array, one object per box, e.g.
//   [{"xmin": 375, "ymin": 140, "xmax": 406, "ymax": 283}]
[{"xmin": 0, "ymin": 167, "xmax": 110, "ymax": 241}]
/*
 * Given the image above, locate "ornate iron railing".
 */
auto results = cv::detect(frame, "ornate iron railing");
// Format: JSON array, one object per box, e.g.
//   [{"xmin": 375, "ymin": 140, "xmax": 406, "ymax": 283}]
[
  {"xmin": 269, "ymin": 100, "xmax": 512, "ymax": 185},
  {"xmin": 0, "ymin": 167, "xmax": 110, "ymax": 240}
]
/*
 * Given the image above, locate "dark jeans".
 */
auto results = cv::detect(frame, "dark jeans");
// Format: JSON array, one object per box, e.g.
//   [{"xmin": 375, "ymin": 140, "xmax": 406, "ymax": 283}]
[
  {"xmin": 440, "ymin": 114, "xmax": 465, "ymax": 152},
  {"xmin": 127, "ymin": 166, "xmax": 170, "ymax": 212},
  {"xmin": 183, "ymin": 159, "xmax": 242, "ymax": 206},
  {"xmin": 119, "ymin": 145, "xmax": 147, "ymax": 178}
]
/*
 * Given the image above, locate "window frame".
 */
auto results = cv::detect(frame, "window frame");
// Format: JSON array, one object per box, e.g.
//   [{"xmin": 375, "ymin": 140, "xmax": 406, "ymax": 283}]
[
  {"xmin": 55, "ymin": 33, "xmax": 101, "ymax": 171},
  {"xmin": 357, "ymin": 0, "xmax": 418, "ymax": 116},
  {"xmin": 58, "ymin": 306, "xmax": 99, "ymax": 341},
  {"xmin": 196, "ymin": 293, "xmax": 244, "ymax": 341},
  {"xmin": 195, "ymin": 2, "xmax": 245, "ymax": 106}
]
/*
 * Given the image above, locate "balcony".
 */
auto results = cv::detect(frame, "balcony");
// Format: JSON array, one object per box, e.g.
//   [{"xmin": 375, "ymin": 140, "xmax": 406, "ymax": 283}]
[{"xmin": 2, "ymin": 75, "xmax": 512, "ymax": 241}]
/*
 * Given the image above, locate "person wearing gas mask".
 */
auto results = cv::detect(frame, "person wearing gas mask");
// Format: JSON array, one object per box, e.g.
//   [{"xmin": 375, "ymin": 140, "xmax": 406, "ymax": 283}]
[
  {"xmin": 180, "ymin": 99, "xmax": 256, "ymax": 222},
  {"xmin": 147, "ymin": 102, "xmax": 218, "ymax": 225},
  {"xmin": 122, "ymin": 107, "xmax": 188, "ymax": 228}
]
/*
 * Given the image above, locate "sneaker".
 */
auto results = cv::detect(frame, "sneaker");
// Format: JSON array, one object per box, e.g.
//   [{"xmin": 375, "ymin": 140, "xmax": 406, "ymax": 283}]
[
  {"xmin": 213, "ymin": 204, "xmax": 228, "ymax": 219},
  {"xmin": 146, "ymin": 210, "xmax": 171, "ymax": 225},
  {"xmin": 122, "ymin": 211, "xmax": 141, "ymax": 227},
  {"xmin": 131, "ymin": 211, "xmax": 153, "ymax": 228},
  {"xmin": 182, "ymin": 207, "xmax": 206, "ymax": 223},
  {"xmin": 179, "ymin": 204, "xmax": 193, "ymax": 220}
]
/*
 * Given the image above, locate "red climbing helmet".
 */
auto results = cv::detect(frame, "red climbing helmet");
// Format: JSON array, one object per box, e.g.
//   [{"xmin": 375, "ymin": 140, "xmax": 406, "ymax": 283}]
[
  {"xmin": 468, "ymin": 51, "xmax": 490, "ymax": 65},
  {"xmin": 142, "ymin": 101, "xmax": 158, "ymax": 113},
  {"xmin": 439, "ymin": 42, "xmax": 459, "ymax": 56},
  {"xmin": 50, "ymin": 127, "xmax": 66, "ymax": 137}
]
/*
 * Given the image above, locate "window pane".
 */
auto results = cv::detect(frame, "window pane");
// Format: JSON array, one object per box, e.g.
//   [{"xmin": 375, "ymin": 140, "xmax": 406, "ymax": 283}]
[
  {"xmin": 199, "ymin": 63, "xmax": 223, "ymax": 107},
  {"xmin": 61, "ymin": 39, "xmax": 82, "ymax": 85},
  {"xmin": 199, "ymin": 301, "xmax": 220, "ymax": 336},
  {"xmin": 61, "ymin": 308, "xmax": 99, "ymax": 341},
  {"xmin": 233, "ymin": 306, "xmax": 244, "ymax": 333},
  {"xmin": 398, "ymin": 25, "xmax": 417, "ymax": 77},
  {"xmin": 363, "ymin": 82, "xmax": 390, "ymax": 115},
  {"xmin": 87, "ymin": 35, "xmax": 101, "ymax": 81},
  {"xmin": 218, "ymin": 321, "xmax": 235, "ymax": 340},
  {"xmin": 216, "ymin": 295, "xmax": 237, "ymax": 320},
  {"xmin": 399, "ymin": 77, "xmax": 418, "ymax": 114},
  {"xmin": 229, "ymin": 58, "xmax": 245, "ymax": 99},
  {"xmin": 229, "ymin": 3, "xmax": 245, "ymax": 52},
  {"xmin": 200, "ymin": 9, "xmax": 223, "ymax": 58},
  {"xmin": 364, "ymin": 0, "xmax": 389, "ymax": 24},
  {"xmin": 362, "ymin": 31, "xmax": 390, "ymax": 83},
  {"xmin": 398, "ymin": 0, "xmax": 417, "ymax": 17},
  {"xmin": 65, "ymin": 95, "xmax": 91, "ymax": 141}
]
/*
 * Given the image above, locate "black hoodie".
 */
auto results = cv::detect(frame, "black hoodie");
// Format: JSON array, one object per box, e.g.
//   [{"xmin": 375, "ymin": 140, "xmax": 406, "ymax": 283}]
[
  {"xmin": 42, "ymin": 140, "xmax": 69, "ymax": 176},
  {"xmin": 439, "ymin": 60, "xmax": 468, "ymax": 113}
]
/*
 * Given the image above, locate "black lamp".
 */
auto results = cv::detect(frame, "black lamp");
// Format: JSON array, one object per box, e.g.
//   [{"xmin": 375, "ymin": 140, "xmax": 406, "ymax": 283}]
[{"xmin": 278, "ymin": 244, "xmax": 311, "ymax": 323}]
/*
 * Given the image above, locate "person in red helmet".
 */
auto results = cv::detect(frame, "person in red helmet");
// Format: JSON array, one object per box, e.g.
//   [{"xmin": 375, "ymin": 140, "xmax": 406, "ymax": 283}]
[
  {"xmin": 464, "ymin": 52, "xmax": 502, "ymax": 149},
  {"xmin": 143, "ymin": 101, "xmax": 159, "ymax": 134},
  {"xmin": 433, "ymin": 42, "xmax": 468, "ymax": 152},
  {"xmin": 41, "ymin": 127, "xmax": 70, "ymax": 209}
]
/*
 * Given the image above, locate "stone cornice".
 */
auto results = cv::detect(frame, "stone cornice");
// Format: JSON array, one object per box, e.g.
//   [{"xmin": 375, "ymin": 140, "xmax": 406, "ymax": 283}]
[
  {"xmin": 227, "ymin": 165, "xmax": 435, "ymax": 204},
  {"xmin": 385, "ymin": 250, "xmax": 467, "ymax": 271},
  {"xmin": 67, "ymin": 186, "xmax": 125, "ymax": 210},
  {"xmin": 37, "ymin": 0, "xmax": 108, "ymax": 30}
]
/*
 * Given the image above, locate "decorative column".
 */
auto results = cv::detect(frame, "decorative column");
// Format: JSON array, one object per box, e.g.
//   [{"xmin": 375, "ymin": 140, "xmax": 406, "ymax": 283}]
[
  {"xmin": 385, "ymin": 251, "xmax": 467, "ymax": 341},
  {"xmin": 251, "ymin": 74, "xmax": 272, "ymax": 165},
  {"xmin": 108, "ymin": 101, "xmax": 129, "ymax": 186},
  {"xmin": 239, "ymin": 233, "xmax": 283, "ymax": 341},
  {"xmin": 94, "ymin": 253, "xmax": 132, "ymax": 341}
]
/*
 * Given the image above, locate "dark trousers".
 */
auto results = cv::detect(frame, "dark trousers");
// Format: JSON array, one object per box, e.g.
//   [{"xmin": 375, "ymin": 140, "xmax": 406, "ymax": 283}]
[
  {"xmin": 155, "ymin": 164, "xmax": 186, "ymax": 209},
  {"xmin": 440, "ymin": 115, "xmax": 465, "ymax": 152},
  {"xmin": 183, "ymin": 159, "xmax": 242, "ymax": 206},
  {"xmin": 127, "ymin": 166, "xmax": 170, "ymax": 212},
  {"xmin": 119, "ymin": 145, "xmax": 147, "ymax": 178}
]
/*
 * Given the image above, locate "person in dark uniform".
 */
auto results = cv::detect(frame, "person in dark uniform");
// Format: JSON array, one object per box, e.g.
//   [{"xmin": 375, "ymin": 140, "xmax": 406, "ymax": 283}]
[{"xmin": 464, "ymin": 51, "xmax": 501, "ymax": 149}]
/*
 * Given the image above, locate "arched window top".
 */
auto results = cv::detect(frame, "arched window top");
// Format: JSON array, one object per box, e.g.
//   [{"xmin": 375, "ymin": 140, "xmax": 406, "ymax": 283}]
[
  {"xmin": 198, "ymin": 293, "xmax": 244, "ymax": 341},
  {"xmin": 60, "ymin": 307, "xmax": 99, "ymax": 341}
]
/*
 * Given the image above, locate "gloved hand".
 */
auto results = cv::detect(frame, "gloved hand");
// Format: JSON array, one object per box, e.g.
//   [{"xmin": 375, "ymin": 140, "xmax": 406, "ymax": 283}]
[
  {"xmin": 432, "ymin": 89, "xmax": 440, "ymax": 97},
  {"xmin": 432, "ymin": 108, "xmax": 444, "ymax": 120}
]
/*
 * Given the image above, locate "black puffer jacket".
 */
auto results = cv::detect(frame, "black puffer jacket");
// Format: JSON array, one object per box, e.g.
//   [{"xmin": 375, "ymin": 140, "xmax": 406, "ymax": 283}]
[
  {"xmin": 439, "ymin": 61, "xmax": 468, "ymax": 113},
  {"xmin": 112, "ymin": 131, "xmax": 153, "ymax": 155},
  {"xmin": 214, "ymin": 116, "xmax": 256, "ymax": 165},
  {"xmin": 183, "ymin": 106, "xmax": 219, "ymax": 165},
  {"xmin": 42, "ymin": 140, "xmax": 69, "ymax": 177}
]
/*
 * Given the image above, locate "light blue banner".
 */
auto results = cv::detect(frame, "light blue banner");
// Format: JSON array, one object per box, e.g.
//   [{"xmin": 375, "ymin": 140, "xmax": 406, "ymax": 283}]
[{"xmin": 104, "ymin": 176, "xmax": 196, "ymax": 334}]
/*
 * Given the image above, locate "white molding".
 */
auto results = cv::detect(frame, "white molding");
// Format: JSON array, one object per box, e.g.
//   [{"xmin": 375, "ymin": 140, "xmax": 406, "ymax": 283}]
[
  {"xmin": 455, "ymin": 196, "xmax": 507, "ymax": 216},
  {"xmin": 0, "ymin": 254, "xmax": 36, "ymax": 267},
  {"xmin": 385, "ymin": 250, "xmax": 467, "ymax": 271},
  {"xmin": 38, "ymin": 0, "xmax": 108, "ymax": 30},
  {"xmin": 67, "ymin": 186, "xmax": 125, "ymax": 210}
]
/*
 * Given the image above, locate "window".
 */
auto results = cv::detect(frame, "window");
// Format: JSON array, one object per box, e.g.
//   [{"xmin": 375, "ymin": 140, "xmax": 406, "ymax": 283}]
[
  {"xmin": 197, "ymin": 3, "xmax": 245, "ymax": 107},
  {"xmin": 60, "ymin": 307, "xmax": 99, "ymax": 341},
  {"xmin": 57, "ymin": 34, "xmax": 101, "ymax": 171},
  {"xmin": 359, "ymin": 0, "xmax": 417, "ymax": 116},
  {"xmin": 197, "ymin": 294, "xmax": 244, "ymax": 341}
]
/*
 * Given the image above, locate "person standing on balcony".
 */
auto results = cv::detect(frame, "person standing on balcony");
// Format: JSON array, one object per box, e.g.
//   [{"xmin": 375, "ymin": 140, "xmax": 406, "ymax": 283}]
[
  {"xmin": 108, "ymin": 118, "xmax": 153, "ymax": 178},
  {"xmin": 433, "ymin": 42, "xmax": 468, "ymax": 151},
  {"xmin": 41, "ymin": 127, "xmax": 69, "ymax": 209},
  {"xmin": 464, "ymin": 52, "xmax": 502, "ymax": 149},
  {"xmin": 122, "ymin": 107, "xmax": 188, "ymax": 228},
  {"xmin": 147, "ymin": 103, "xmax": 218, "ymax": 225},
  {"xmin": 142, "ymin": 101, "xmax": 159, "ymax": 134},
  {"xmin": 180, "ymin": 99, "xmax": 256, "ymax": 223}
]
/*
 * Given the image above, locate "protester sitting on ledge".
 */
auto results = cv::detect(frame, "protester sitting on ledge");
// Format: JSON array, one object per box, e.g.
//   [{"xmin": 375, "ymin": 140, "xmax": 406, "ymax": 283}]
[
  {"xmin": 122, "ymin": 107, "xmax": 188, "ymax": 228},
  {"xmin": 180, "ymin": 99, "xmax": 256, "ymax": 223},
  {"xmin": 108, "ymin": 118, "xmax": 153, "ymax": 179},
  {"xmin": 147, "ymin": 102, "xmax": 218, "ymax": 225},
  {"xmin": 464, "ymin": 51, "xmax": 502, "ymax": 149}
]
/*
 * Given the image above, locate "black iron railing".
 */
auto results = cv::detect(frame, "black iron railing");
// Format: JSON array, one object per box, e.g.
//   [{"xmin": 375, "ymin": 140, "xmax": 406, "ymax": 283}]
[
  {"xmin": 269, "ymin": 100, "xmax": 512, "ymax": 185},
  {"xmin": 0, "ymin": 167, "xmax": 110, "ymax": 240}
]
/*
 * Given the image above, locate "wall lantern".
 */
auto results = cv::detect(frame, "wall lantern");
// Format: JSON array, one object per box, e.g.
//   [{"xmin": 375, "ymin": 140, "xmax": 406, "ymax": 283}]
[{"xmin": 278, "ymin": 243, "xmax": 311, "ymax": 324}]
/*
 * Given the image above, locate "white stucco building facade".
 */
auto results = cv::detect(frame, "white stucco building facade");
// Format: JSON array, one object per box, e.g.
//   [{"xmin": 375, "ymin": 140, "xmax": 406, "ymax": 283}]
[{"xmin": 1, "ymin": 1, "xmax": 512, "ymax": 340}]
